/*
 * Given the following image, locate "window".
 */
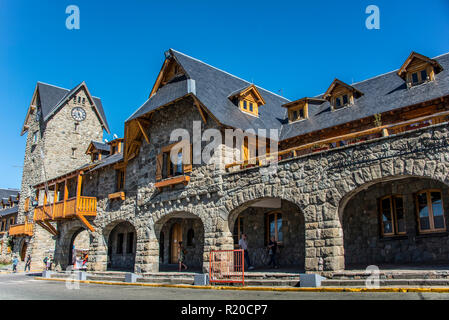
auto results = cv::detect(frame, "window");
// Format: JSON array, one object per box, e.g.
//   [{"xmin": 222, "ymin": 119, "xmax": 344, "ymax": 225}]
[
  {"xmin": 126, "ymin": 232, "xmax": 134, "ymax": 254},
  {"xmin": 32, "ymin": 132, "xmax": 38, "ymax": 144},
  {"xmin": 73, "ymin": 96, "xmax": 76, "ymax": 103},
  {"xmin": 156, "ymin": 141, "xmax": 192, "ymax": 181},
  {"xmin": 379, "ymin": 195, "xmax": 406, "ymax": 236},
  {"xmin": 9, "ymin": 218, "xmax": 14, "ymax": 226},
  {"xmin": 92, "ymin": 152, "xmax": 99, "ymax": 162},
  {"xmin": 410, "ymin": 69, "xmax": 428, "ymax": 86},
  {"xmin": 288, "ymin": 106, "xmax": 306, "ymax": 122},
  {"xmin": 116, "ymin": 233, "xmax": 124, "ymax": 254},
  {"xmin": 78, "ymin": 96, "xmax": 81, "ymax": 103},
  {"xmin": 239, "ymin": 99, "xmax": 259, "ymax": 116},
  {"xmin": 116, "ymin": 169, "xmax": 125, "ymax": 192},
  {"xmin": 333, "ymin": 94, "xmax": 350, "ymax": 109},
  {"xmin": 71, "ymin": 148, "xmax": 77, "ymax": 157},
  {"xmin": 266, "ymin": 212, "xmax": 283, "ymax": 244},
  {"xmin": 233, "ymin": 217, "xmax": 244, "ymax": 246},
  {"xmin": 416, "ymin": 190, "xmax": 446, "ymax": 233},
  {"xmin": 74, "ymin": 123, "xmax": 79, "ymax": 132},
  {"xmin": 82, "ymin": 98, "xmax": 86, "ymax": 104}
]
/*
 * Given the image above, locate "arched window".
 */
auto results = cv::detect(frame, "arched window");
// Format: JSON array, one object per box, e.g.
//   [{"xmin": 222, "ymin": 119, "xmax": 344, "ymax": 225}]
[{"xmin": 187, "ymin": 229, "xmax": 194, "ymax": 246}]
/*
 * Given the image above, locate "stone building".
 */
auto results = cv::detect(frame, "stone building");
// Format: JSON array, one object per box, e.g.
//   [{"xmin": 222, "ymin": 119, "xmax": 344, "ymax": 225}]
[{"xmin": 6, "ymin": 49, "xmax": 449, "ymax": 275}]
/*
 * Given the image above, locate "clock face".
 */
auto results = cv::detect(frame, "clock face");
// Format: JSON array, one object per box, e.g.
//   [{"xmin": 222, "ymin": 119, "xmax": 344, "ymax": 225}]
[{"xmin": 71, "ymin": 107, "xmax": 86, "ymax": 121}]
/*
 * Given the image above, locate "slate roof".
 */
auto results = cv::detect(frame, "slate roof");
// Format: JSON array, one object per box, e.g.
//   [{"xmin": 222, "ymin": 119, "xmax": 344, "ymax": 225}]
[
  {"xmin": 89, "ymin": 153, "xmax": 123, "ymax": 171},
  {"xmin": 0, "ymin": 189, "xmax": 19, "ymax": 201},
  {"xmin": 0, "ymin": 206, "xmax": 18, "ymax": 218},
  {"xmin": 127, "ymin": 49, "xmax": 290, "ymax": 139},
  {"xmin": 127, "ymin": 49, "xmax": 449, "ymax": 142},
  {"xmin": 91, "ymin": 141, "xmax": 110, "ymax": 153},
  {"xmin": 281, "ymin": 52, "xmax": 449, "ymax": 140},
  {"xmin": 26, "ymin": 82, "xmax": 110, "ymax": 133}
]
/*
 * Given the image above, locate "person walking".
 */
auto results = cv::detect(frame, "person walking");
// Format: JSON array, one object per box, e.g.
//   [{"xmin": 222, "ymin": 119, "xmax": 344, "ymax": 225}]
[
  {"xmin": 267, "ymin": 236, "xmax": 279, "ymax": 269},
  {"xmin": 46, "ymin": 255, "xmax": 53, "ymax": 271},
  {"xmin": 12, "ymin": 256, "xmax": 18, "ymax": 273},
  {"xmin": 43, "ymin": 256, "xmax": 49, "ymax": 270},
  {"xmin": 178, "ymin": 241, "xmax": 188, "ymax": 271},
  {"xmin": 24, "ymin": 254, "xmax": 32, "ymax": 272},
  {"xmin": 239, "ymin": 234, "xmax": 254, "ymax": 270}
]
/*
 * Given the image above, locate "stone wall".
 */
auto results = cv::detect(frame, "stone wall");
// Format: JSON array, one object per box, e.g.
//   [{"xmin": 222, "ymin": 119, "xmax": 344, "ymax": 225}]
[{"xmin": 343, "ymin": 177, "xmax": 449, "ymax": 267}]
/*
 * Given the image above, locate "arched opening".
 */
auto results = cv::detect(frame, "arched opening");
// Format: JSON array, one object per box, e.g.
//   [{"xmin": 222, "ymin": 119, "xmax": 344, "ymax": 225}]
[
  {"xmin": 106, "ymin": 221, "xmax": 137, "ymax": 272},
  {"xmin": 228, "ymin": 198, "xmax": 305, "ymax": 271},
  {"xmin": 68, "ymin": 228, "xmax": 90, "ymax": 268},
  {"xmin": 155, "ymin": 212, "xmax": 204, "ymax": 272},
  {"xmin": 340, "ymin": 176, "xmax": 449, "ymax": 269}
]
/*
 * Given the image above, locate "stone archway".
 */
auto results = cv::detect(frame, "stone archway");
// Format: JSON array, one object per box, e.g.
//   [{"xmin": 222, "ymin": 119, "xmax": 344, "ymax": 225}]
[
  {"xmin": 106, "ymin": 221, "xmax": 137, "ymax": 272},
  {"xmin": 339, "ymin": 175, "xmax": 449, "ymax": 269},
  {"xmin": 68, "ymin": 228, "xmax": 90, "ymax": 267},
  {"xmin": 228, "ymin": 197, "xmax": 306, "ymax": 271},
  {"xmin": 154, "ymin": 211, "xmax": 205, "ymax": 272}
]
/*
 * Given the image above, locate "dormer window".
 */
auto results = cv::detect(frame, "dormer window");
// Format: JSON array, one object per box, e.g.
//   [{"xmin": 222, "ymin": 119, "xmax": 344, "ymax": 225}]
[
  {"xmin": 323, "ymin": 79, "xmax": 363, "ymax": 111},
  {"xmin": 282, "ymin": 97, "xmax": 324, "ymax": 123},
  {"xmin": 229, "ymin": 84, "xmax": 266, "ymax": 117},
  {"xmin": 397, "ymin": 52, "xmax": 443, "ymax": 88}
]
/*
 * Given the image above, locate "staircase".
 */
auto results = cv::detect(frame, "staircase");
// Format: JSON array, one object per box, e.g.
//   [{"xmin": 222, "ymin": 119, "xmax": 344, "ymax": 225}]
[{"xmin": 321, "ymin": 270, "xmax": 449, "ymax": 288}]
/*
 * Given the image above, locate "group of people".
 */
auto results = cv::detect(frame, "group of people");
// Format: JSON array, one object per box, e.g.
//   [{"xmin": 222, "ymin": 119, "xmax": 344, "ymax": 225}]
[
  {"xmin": 11, "ymin": 254, "xmax": 32, "ymax": 273},
  {"xmin": 239, "ymin": 234, "xmax": 280, "ymax": 270}
]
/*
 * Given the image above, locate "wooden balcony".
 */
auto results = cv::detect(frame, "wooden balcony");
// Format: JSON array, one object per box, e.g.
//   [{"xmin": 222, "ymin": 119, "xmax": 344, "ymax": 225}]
[
  {"xmin": 9, "ymin": 221, "xmax": 33, "ymax": 237},
  {"xmin": 34, "ymin": 196, "xmax": 97, "ymax": 222}
]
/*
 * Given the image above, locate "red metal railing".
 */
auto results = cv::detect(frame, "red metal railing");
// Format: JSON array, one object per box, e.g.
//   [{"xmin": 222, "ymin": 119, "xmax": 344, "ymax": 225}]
[{"xmin": 209, "ymin": 249, "xmax": 244, "ymax": 285}]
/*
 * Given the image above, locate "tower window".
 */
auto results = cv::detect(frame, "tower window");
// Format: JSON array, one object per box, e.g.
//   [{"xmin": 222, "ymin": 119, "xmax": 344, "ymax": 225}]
[
  {"xmin": 78, "ymin": 96, "xmax": 81, "ymax": 103},
  {"xmin": 82, "ymin": 98, "xmax": 86, "ymax": 104},
  {"xmin": 74, "ymin": 123, "xmax": 79, "ymax": 132},
  {"xmin": 71, "ymin": 148, "xmax": 77, "ymax": 157}
]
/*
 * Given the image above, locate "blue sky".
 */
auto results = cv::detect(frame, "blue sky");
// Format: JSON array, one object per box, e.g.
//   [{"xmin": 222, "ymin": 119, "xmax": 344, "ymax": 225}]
[{"xmin": 1, "ymin": 0, "xmax": 449, "ymax": 189}]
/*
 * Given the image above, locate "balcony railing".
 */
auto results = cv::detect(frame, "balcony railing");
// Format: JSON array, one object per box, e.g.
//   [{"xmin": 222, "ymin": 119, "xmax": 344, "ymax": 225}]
[
  {"xmin": 9, "ymin": 221, "xmax": 33, "ymax": 237},
  {"xmin": 34, "ymin": 196, "xmax": 97, "ymax": 222},
  {"xmin": 226, "ymin": 110, "xmax": 449, "ymax": 171}
]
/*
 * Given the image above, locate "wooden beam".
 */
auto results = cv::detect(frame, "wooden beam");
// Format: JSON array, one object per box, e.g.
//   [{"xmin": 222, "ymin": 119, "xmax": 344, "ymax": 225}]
[
  {"xmin": 76, "ymin": 174, "xmax": 83, "ymax": 215},
  {"xmin": 77, "ymin": 214, "xmax": 95, "ymax": 232},
  {"xmin": 194, "ymin": 99, "xmax": 207, "ymax": 124},
  {"xmin": 136, "ymin": 119, "xmax": 150, "ymax": 144}
]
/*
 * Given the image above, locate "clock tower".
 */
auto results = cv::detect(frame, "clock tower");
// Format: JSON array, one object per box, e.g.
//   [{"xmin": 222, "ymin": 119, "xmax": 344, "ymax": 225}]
[{"xmin": 19, "ymin": 81, "xmax": 110, "ymax": 221}]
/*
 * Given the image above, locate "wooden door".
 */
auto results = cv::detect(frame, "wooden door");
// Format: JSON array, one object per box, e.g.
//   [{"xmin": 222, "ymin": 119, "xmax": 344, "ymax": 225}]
[
  {"xmin": 170, "ymin": 223, "xmax": 182, "ymax": 263},
  {"xmin": 20, "ymin": 242, "xmax": 27, "ymax": 262}
]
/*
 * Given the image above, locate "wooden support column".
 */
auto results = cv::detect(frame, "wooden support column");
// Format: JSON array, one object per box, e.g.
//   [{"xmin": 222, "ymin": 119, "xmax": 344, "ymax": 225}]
[
  {"xmin": 52, "ymin": 184, "xmax": 57, "ymax": 219},
  {"xmin": 63, "ymin": 179, "xmax": 68, "ymax": 218},
  {"xmin": 76, "ymin": 174, "xmax": 83, "ymax": 215}
]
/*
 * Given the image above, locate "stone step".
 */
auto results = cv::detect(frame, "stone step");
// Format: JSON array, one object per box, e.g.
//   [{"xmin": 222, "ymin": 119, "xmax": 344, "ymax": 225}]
[
  {"xmin": 327, "ymin": 272, "xmax": 449, "ymax": 280},
  {"xmin": 322, "ymin": 278, "xmax": 449, "ymax": 287}
]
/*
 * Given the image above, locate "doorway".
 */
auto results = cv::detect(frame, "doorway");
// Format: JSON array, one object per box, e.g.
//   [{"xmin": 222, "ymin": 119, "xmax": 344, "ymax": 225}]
[{"xmin": 170, "ymin": 223, "xmax": 182, "ymax": 263}]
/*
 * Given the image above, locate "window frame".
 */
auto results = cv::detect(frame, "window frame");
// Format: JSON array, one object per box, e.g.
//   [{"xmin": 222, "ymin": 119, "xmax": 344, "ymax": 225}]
[
  {"xmin": 156, "ymin": 141, "xmax": 192, "ymax": 182},
  {"xmin": 288, "ymin": 105, "xmax": 307, "ymax": 123},
  {"xmin": 266, "ymin": 211, "xmax": 283, "ymax": 245},
  {"xmin": 379, "ymin": 195, "xmax": 406, "ymax": 237},
  {"xmin": 239, "ymin": 99, "xmax": 259, "ymax": 116},
  {"xmin": 415, "ymin": 189, "xmax": 446, "ymax": 234}
]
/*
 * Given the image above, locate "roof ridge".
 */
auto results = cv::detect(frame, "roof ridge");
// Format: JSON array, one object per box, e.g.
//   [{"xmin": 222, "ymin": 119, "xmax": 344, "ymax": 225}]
[
  {"xmin": 170, "ymin": 49, "xmax": 290, "ymax": 102},
  {"xmin": 37, "ymin": 81, "xmax": 102, "ymax": 99}
]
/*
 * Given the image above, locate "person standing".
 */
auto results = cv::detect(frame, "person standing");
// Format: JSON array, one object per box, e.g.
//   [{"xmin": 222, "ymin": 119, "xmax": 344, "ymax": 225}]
[
  {"xmin": 12, "ymin": 256, "xmax": 18, "ymax": 273},
  {"xmin": 43, "ymin": 256, "xmax": 49, "ymax": 270},
  {"xmin": 239, "ymin": 234, "xmax": 255, "ymax": 270},
  {"xmin": 82, "ymin": 252, "xmax": 88, "ymax": 269},
  {"xmin": 178, "ymin": 241, "xmax": 188, "ymax": 271},
  {"xmin": 24, "ymin": 254, "xmax": 32, "ymax": 272},
  {"xmin": 267, "ymin": 236, "xmax": 279, "ymax": 269}
]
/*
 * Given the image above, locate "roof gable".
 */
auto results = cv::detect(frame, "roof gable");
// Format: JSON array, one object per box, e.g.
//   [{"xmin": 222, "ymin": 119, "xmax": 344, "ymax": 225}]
[
  {"xmin": 21, "ymin": 82, "xmax": 110, "ymax": 135},
  {"xmin": 397, "ymin": 51, "xmax": 444, "ymax": 79},
  {"xmin": 323, "ymin": 79, "xmax": 364, "ymax": 100}
]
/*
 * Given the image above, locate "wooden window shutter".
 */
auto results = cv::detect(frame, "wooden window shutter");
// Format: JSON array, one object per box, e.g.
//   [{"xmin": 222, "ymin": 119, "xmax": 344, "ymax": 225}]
[
  {"xmin": 183, "ymin": 143, "xmax": 193, "ymax": 173},
  {"xmin": 156, "ymin": 153, "xmax": 163, "ymax": 181},
  {"xmin": 24, "ymin": 198, "xmax": 29, "ymax": 212}
]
